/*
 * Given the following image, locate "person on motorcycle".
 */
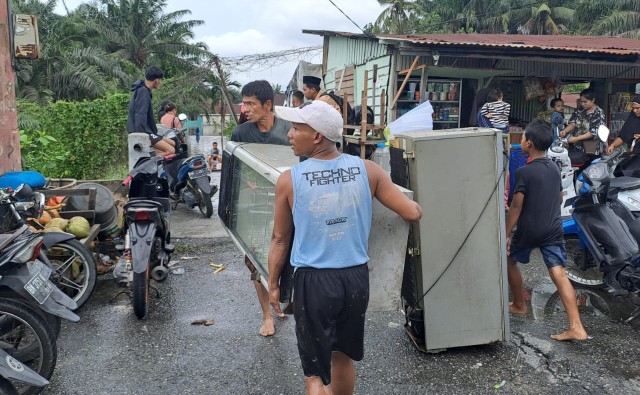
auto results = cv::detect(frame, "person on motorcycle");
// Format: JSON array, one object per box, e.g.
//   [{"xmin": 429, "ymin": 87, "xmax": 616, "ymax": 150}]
[
  {"xmin": 127, "ymin": 66, "xmax": 175, "ymax": 157},
  {"xmin": 160, "ymin": 102, "xmax": 183, "ymax": 131},
  {"xmin": 607, "ymin": 95, "xmax": 640, "ymax": 154}
]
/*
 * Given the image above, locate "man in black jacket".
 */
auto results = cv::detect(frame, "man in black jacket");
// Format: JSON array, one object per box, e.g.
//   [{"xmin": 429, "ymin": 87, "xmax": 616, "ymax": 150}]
[{"xmin": 127, "ymin": 66, "xmax": 175, "ymax": 156}]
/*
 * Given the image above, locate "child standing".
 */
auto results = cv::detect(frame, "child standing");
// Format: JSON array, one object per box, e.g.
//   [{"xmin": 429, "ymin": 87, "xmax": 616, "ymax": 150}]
[
  {"xmin": 480, "ymin": 89, "xmax": 511, "ymax": 133},
  {"xmin": 506, "ymin": 119, "xmax": 588, "ymax": 341},
  {"xmin": 549, "ymin": 98, "xmax": 565, "ymax": 142}
]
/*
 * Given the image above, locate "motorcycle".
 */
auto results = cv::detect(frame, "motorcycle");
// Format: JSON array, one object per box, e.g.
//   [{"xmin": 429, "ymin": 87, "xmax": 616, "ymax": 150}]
[
  {"xmin": 563, "ymin": 126, "xmax": 640, "ymax": 296},
  {"xmin": 117, "ymin": 155, "xmax": 174, "ymax": 319},
  {"xmin": 547, "ymin": 137, "xmax": 576, "ymax": 218},
  {"xmin": 0, "ymin": 215, "xmax": 80, "ymax": 393},
  {"xmin": 163, "ymin": 119, "xmax": 217, "ymax": 218},
  {"xmin": 0, "ymin": 299, "xmax": 53, "ymax": 395},
  {"xmin": 1, "ymin": 185, "xmax": 96, "ymax": 308}
]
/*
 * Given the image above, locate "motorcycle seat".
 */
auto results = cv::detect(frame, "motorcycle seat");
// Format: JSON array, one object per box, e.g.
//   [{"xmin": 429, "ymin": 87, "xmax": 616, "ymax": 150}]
[
  {"xmin": 0, "ymin": 225, "xmax": 29, "ymax": 251},
  {"xmin": 610, "ymin": 176, "xmax": 640, "ymax": 191}
]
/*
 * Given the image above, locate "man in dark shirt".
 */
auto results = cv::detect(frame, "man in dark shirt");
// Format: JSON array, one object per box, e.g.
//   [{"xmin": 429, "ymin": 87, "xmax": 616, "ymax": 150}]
[
  {"xmin": 506, "ymin": 119, "xmax": 587, "ymax": 341},
  {"xmin": 230, "ymin": 80, "xmax": 291, "ymax": 145},
  {"xmin": 127, "ymin": 66, "xmax": 175, "ymax": 156},
  {"xmin": 230, "ymin": 80, "xmax": 291, "ymax": 337}
]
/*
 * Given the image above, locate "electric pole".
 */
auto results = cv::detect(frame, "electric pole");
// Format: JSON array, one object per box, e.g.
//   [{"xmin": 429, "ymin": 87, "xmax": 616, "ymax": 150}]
[{"xmin": 0, "ymin": 0, "xmax": 20, "ymax": 173}]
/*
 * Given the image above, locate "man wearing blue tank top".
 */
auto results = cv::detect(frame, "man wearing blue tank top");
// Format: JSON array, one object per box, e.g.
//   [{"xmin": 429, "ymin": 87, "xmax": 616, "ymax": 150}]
[{"xmin": 268, "ymin": 101, "xmax": 422, "ymax": 395}]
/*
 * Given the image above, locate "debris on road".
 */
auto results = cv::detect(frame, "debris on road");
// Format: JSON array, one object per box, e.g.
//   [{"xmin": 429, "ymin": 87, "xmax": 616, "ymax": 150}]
[
  {"xmin": 171, "ymin": 268, "xmax": 185, "ymax": 275},
  {"xmin": 494, "ymin": 380, "xmax": 506, "ymax": 389},
  {"xmin": 191, "ymin": 319, "xmax": 215, "ymax": 326},
  {"xmin": 180, "ymin": 256, "xmax": 198, "ymax": 260}
]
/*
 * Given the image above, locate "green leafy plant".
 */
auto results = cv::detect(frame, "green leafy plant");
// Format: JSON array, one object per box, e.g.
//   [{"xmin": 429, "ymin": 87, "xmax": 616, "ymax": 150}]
[
  {"xmin": 17, "ymin": 93, "xmax": 130, "ymax": 179},
  {"xmin": 19, "ymin": 130, "xmax": 70, "ymax": 175}
]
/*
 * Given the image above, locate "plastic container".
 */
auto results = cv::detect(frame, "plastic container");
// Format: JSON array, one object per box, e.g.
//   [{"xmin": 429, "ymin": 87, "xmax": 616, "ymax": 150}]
[
  {"xmin": 66, "ymin": 183, "xmax": 116, "ymax": 227},
  {"xmin": 372, "ymin": 143, "xmax": 391, "ymax": 174}
]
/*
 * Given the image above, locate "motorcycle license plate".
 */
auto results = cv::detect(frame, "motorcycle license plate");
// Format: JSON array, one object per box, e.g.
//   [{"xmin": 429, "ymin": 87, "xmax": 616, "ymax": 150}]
[
  {"xmin": 28, "ymin": 260, "xmax": 53, "ymax": 279},
  {"xmin": 24, "ymin": 272, "xmax": 54, "ymax": 304},
  {"xmin": 189, "ymin": 168, "xmax": 208, "ymax": 179}
]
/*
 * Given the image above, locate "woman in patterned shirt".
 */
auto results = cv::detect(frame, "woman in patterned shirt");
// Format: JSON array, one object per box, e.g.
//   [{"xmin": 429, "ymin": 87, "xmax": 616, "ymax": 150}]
[{"xmin": 559, "ymin": 88, "xmax": 605, "ymax": 166}]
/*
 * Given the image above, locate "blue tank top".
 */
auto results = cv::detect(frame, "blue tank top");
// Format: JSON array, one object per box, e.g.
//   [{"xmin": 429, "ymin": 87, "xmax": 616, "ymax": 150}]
[{"xmin": 290, "ymin": 154, "xmax": 372, "ymax": 269}]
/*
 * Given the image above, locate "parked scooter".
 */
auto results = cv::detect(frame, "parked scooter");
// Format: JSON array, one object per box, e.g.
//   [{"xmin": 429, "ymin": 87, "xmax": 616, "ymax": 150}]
[
  {"xmin": 563, "ymin": 126, "xmax": 640, "ymax": 297},
  {"xmin": 117, "ymin": 155, "xmax": 174, "ymax": 319},
  {"xmin": 2, "ymin": 185, "xmax": 96, "ymax": 308},
  {"xmin": 547, "ymin": 137, "xmax": 576, "ymax": 218},
  {"xmin": 0, "ymin": 301, "xmax": 52, "ymax": 395},
  {"xmin": 163, "ymin": 115, "xmax": 217, "ymax": 218},
  {"xmin": 0, "ymin": 216, "xmax": 80, "ymax": 393}
]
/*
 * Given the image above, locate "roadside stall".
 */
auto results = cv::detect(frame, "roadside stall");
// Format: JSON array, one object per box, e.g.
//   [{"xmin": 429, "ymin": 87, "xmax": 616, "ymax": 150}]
[{"xmin": 304, "ymin": 31, "xmax": 640, "ymax": 144}]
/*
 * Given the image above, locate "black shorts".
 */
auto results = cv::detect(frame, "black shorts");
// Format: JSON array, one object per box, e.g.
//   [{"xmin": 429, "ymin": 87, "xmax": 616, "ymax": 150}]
[
  {"xmin": 149, "ymin": 133, "xmax": 163, "ymax": 145},
  {"xmin": 293, "ymin": 263, "xmax": 369, "ymax": 386}
]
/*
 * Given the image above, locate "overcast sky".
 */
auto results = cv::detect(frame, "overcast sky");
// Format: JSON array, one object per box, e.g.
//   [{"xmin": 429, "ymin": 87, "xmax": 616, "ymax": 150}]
[{"xmin": 55, "ymin": 0, "xmax": 386, "ymax": 87}]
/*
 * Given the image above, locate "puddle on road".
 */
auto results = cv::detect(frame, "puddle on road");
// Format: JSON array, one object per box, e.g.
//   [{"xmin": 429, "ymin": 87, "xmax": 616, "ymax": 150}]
[{"xmin": 529, "ymin": 279, "xmax": 639, "ymax": 324}]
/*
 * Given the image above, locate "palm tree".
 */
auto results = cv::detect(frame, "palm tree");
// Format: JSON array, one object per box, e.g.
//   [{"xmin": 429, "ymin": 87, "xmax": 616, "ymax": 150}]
[
  {"xmin": 12, "ymin": 0, "xmax": 128, "ymax": 102},
  {"xmin": 375, "ymin": 0, "xmax": 420, "ymax": 34},
  {"xmin": 517, "ymin": 2, "xmax": 575, "ymax": 35},
  {"xmin": 574, "ymin": 0, "xmax": 640, "ymax": 39},
  {"xmin": 79, "ymin": 0, "xmax": 210, "ymax": 73}
]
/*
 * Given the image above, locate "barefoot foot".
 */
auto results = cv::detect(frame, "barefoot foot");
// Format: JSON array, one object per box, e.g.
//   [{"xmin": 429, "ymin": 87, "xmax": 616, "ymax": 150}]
[
  {"xmin": 259, "ymin": 317, "xmax": 275, "ymax": 337},
  {"xmin": 509, "ymin": 302, "xmax": 528, "ymax": 315},
  {"xmin": 551, "ymin": 328, "xmax": 588, "ymax": 341}
]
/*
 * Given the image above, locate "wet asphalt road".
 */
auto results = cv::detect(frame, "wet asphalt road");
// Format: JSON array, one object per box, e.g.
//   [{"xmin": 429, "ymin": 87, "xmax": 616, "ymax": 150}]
[{"xmin": 43, "ymin": 136, "xmax": 640, "ymax": 394}]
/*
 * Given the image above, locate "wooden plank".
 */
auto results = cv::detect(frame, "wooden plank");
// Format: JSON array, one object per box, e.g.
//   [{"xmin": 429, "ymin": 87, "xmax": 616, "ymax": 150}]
[
  {"xmin": 79, "ymin": 224, "xmax": 101, "ymax": 247},
  {"xmin": 391, "ymin": 55, "xmax": 420, "ymax": 110},
  {"xmin": 343, "ymin": 135, "xmax": 386, "ymax": 144},
  {"xmin": 398, "ymin": 64, "xmax": 427, "ymax": 75},
  {"xmin": 360, "ymin": 70, "xmax": 369, "ymax": 158}
]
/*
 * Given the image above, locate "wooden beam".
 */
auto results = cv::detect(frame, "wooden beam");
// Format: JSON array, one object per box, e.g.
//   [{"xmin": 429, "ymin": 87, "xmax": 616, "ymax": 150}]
[
  {"xmin": 398, "ymin": 64, "xmax": 427, "ymax": 75},
  {"xmin": 391, "ymin": 56, "xmax": 420, "ymax": 110},
  {"xmin": 360, "ymin": 70, "xmax": 368, "ymax": 158}
]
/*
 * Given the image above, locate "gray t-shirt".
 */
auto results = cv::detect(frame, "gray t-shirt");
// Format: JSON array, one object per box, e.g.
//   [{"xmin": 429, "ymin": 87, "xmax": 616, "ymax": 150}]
[{"xmin": 230, "ymin": 116, "xmax": 291, "ymax": 145}]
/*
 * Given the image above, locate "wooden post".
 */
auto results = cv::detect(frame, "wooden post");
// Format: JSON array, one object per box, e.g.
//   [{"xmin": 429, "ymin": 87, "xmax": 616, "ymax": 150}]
[
  {"xmin": 379, "ymin": 89, "xmax": 386, "ymax": 136},
  {"xmin": 391, "ymin": 55, "xmax": 420, "ymax": 110},
  {"xmin": 360, "ymin": 70, "xmax": 368, "ymax": 159},
  {"xmin": 0, "ymin": 4, "xmax": 21, "ymax": 173}
]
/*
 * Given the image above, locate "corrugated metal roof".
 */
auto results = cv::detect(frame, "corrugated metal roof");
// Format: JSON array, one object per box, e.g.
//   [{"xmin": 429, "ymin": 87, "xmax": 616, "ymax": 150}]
[{"xmin": 303, "ymin": 30, "xmax": 640, "ymax": 56}]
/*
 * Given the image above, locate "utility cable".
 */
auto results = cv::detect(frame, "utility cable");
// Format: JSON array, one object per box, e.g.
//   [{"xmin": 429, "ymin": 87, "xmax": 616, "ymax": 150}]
[
  {"xmin": 409, "ymin": 152, "xmax": 508, "ymax": 312},
  {"xmin": 326, "ymin": 0, "xmax": 375, "ymax": 38}
]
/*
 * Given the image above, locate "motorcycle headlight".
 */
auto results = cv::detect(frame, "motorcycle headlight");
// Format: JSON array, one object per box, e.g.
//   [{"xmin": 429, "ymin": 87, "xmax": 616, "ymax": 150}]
[{"xmin": 583, "ymin": 162, "xmax": 608, "ymax": 183}]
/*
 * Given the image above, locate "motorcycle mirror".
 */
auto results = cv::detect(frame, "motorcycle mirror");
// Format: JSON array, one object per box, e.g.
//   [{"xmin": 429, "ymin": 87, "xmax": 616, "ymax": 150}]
[
  {"xmin": 597, "ymin": 125, "xmax": 610, "ymax": 142},
  {"xmin": 14, "ymin": 183, "xmax": 33, "ymax": 199},
  {"xmin": 178, "ymin": 113, "xmax": 188, "ymax": 121}
]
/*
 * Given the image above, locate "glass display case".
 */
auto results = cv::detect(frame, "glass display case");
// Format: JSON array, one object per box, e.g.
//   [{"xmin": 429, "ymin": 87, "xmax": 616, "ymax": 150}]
[{"xmin": 219, "ymin": 142, "xmax": 414, "ymax": 310}]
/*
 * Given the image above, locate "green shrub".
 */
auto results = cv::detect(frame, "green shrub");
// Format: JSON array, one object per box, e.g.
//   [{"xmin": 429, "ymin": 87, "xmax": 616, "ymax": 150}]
[{"xmin": 18, "ymin": 94, "xmax": 130, "ymax": 179}]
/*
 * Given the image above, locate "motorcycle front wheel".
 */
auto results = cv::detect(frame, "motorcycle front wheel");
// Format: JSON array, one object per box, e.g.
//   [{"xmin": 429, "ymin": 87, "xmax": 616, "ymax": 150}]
[
  {"xmin": 132, "ymin": 265, "xmax": 150, "ymax": 319},
  {"xmin": 564, "ymin": 235, "xmax": 606, "ymax": 288},
  {"xmin": 0, "ymin": 297, "xmax": 56, "ymax": 395},
  {"xmin": 46, "ymin": 239, "xmax": 97, "ymax": 308},
  {"xmin": 195, "ymin": 187, "xmax": 213, "ymax": 218}
]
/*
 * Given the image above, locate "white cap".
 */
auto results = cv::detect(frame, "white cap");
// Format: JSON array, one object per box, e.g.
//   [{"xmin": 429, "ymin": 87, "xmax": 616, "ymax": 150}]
[{"xmin": 274, "ymin": 100, "xmax": 343, "ymax": 142}]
